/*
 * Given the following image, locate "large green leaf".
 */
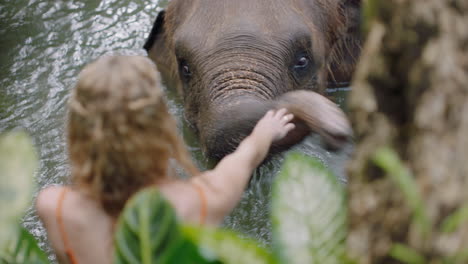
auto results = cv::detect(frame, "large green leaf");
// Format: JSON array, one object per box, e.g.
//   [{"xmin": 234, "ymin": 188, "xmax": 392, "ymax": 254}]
[
  {"xmin": 113, "ymin": 188, "xmax": 210, "ymax": 264},
  {"xmin": 183, "ymin": 225, "xmax": 276, "ymax": 264},
  {"xmin": 113, "ymin": 187, "xmax": 275, "ymax": 264},
  {"xmin": 272, "ymin": 152, "xmax": 347, "ymax": 264},
  {"xmin": 0, "ymin": 132, "xmax": 38, "ymax": 250},
  {"xmin": 0, "ymin": 226, "xmax": 50, "ymax": 264}
]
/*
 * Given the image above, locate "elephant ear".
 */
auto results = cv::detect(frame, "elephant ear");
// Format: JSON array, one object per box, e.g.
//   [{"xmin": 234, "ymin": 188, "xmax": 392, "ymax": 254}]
[
  {"xmin": 327, "ymin": 0, "xmax": 362, "ymax": 88},
  {"xmin": 144, "ymin": 10, "xmax": 182, "ymax": 94},
  {"xmin": 143, "ymin": 10, "xmax": 166, "ymax": 52}
]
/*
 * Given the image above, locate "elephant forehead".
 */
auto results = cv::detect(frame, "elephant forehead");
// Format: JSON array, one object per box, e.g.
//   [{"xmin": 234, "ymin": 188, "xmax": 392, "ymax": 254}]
[{"xmin": 172, "ymin": 0, "xmax": 315, "ymax": 50}]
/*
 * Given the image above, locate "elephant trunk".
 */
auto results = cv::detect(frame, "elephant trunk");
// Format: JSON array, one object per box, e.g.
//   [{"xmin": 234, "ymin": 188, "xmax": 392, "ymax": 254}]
[
  {"xmin": 194, "ymin": 51, "xmax": 352, "ymax": 159},
  {"xmin": 195, "ymin": 54, "xmax": 286, "ymax": 159},
  {"xmin": 198, "ymin": 96, "xmax": 310, "ymax": 160}
]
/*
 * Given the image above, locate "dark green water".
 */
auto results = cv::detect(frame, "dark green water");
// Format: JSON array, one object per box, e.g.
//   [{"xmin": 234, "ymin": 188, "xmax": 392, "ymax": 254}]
[{"xmin": 0, "ymin": 0, "xmax": 351, "ymax": 258}]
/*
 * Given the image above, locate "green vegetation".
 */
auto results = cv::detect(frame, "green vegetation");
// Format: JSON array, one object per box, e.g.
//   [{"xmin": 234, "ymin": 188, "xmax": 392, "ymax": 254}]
[
  {"xmin": 182, "ymin": 226, "xmax": 275, "ymax": 264},
  {"xmin": 373, "ymin": 147, "xmax": 468, "ymax": 264},
  {"xmin": 373, "ymin": 147, "xmax": 431, "ymax": 235},
  {"xmin": 0, "ymin": 132, "xmax": 49, "ymax": 264},
  {"xmin": 114, "ymin": 188, "xmax": 275, "ymax": 264},
  {"xmin": 272, "ymin": 153, "xmax": 346, "ymax": 264},
  {"xmin": 441, "ymin": 205, "xmax": 468, "ymax": 233},
  {"xmin": 1, "ymin": 227, "xmax": 49, "ymax": 264},
  {"xmin": 3, "ymin": 132, "xmax": 464, "ymax": 263},
  {"xmin": 115, "ymin": 147, "xmax": 468, "ymax": 264},
  {"xmin": 113, "ymin": 188, "xmax": 207, "ymax": 264},
  {"xmin": 1, "ymin": 131, "xmax": 350, "ymax": 264},
  {"xmin": 113, "ymin": 152, "xmax": 347, "ymax": 264}
]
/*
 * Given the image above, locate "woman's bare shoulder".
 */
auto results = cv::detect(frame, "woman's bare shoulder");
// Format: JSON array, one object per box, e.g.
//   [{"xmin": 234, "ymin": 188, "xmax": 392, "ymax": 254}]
[
  {"xmin": 157, "ymin": 180, "xmax": 204, "ymax": 221},
  {"xmin": 35, "ymin": 185, "xmax": 66, "ymax": 218}
]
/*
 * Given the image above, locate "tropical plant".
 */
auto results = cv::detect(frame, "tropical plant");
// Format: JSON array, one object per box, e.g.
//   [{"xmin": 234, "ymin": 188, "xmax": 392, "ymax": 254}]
[
  {"xmin": 272, "ymin": 153, "xmax": 347, "ymax": 264},
  {"xmin": 12, "ymin": 132, "xmax": 461, "ymax": 264},
  {"xmin": 113, "ymin": 148, "xmax": 468, "ymax": 264},
  {"xmin": 0, "ymin": 132, "xmax": 49, "ymax": 264},
  {"xmin": 2, "ymin": 130, "xmax": 349, "ymax": 264},
  {"xmin": 1, "ymin": 226, "xmax": 50, "ymax": 264},
  {"xmin": 372, "ymin": 147, "xmax": 468, "ymax": 264},
  {"xmin": 114, "ymin": 187, "xmax": 277, "ymax": 264},
  {"xmin": 113, "ymin": 152, "xmax": 348, "ymax": 264}
]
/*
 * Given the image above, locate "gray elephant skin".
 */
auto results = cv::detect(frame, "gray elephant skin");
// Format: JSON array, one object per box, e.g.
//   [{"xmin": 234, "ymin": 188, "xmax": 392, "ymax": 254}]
[{"xmin": 144, "ymin": 0, "xmax": 361, "ymax": 160}]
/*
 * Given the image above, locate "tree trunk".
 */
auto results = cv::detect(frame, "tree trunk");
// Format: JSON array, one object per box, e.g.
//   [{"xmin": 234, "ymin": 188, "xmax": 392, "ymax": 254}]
[{"xmin": 347, "ymin": 0, "xmax": 468, "ymax": 263}]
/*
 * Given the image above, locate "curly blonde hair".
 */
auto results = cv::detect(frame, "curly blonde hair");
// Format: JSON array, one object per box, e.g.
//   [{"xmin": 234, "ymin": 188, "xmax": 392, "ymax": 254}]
[{"xmin": 67, "ymin": 55, "xmax": 199, "ymax": 217}]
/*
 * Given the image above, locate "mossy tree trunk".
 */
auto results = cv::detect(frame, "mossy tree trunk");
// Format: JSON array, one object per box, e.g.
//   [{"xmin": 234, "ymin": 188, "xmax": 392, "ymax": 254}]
[{"xmin": 347, "ymin": 0, "xmax": 468, "ymax": 263}]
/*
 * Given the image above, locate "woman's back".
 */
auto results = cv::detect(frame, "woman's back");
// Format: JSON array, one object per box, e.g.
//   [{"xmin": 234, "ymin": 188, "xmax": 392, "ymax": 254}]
[{"xmin": 37, "ymin": 186, "xmax": 114, "ymax": 264}]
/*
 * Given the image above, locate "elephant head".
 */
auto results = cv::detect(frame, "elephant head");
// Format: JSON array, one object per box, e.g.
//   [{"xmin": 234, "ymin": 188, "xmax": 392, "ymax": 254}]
[{"xmin": 144, "ymin": 0, "xmax": 360, "ymax": 159}]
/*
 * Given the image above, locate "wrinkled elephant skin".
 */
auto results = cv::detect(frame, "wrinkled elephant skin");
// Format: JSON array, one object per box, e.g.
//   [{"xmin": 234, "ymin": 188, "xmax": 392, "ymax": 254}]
[{"xmin": 144, "ymin": 0, "xmax": 361, "ymax": 159}]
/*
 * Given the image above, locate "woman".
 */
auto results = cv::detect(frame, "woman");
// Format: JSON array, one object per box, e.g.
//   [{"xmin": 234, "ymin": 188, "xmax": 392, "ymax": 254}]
[{"xmin": 36, "ymin": 55, "xmax": 295, "ymax": 263}]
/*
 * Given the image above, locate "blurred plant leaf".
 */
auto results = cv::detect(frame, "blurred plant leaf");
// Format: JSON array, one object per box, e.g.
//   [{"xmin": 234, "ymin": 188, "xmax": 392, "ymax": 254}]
[
  {"xmin": 113, "ymin": 188, "xmax": 210, "ymax": 264},
  {"xmin": 114, "ymin": 188, "xmax": 184, "ymax": 264},
  {"xmin": 389, "ymin": 243, "xmax": 426, "ymax": 264},
  {"xmin": 373, "ymin": 147, "xmax": 432, "ymax": 235},
  {"xmin": 183, "ymin": 225, "xmax": 276, "ymax": 264},
  {"xmin": 363, "ymin": 0, "xmax": 380, "ymax": 33},
  {"xmin": 444, "ymin": 250, "xmax": 468, "ymax": 264},
  {"xmin": 0, "ymin": 132, "xmax": 38, "ymax": 250},
  {"xmin": 441, "ymin": 205, "xmax": 468, "ymax": 233},
  {"xmin": 0, "ymin": 226, "xmax": 50, "ymax": 264},
  {"xmin": 271, "ymin": 152, "xmax": 347, "ymax": 264}
]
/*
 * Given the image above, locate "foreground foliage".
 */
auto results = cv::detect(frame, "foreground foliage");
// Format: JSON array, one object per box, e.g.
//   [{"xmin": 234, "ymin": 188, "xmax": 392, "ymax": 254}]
[
  {"xmin": 373, "ymin": 147, "xmax": 468, "ymax": 264},
  {"xmin": 0, "ymin": 132, "xmax": 49, "ymax": 264},
  {"xmin": 1, "ymin": 129, "xmax": 347, "ymax": 264},
  {"xmin": 272, "ymin": 153, "xmax": 346, "ymax": 264},
  {"xmin": 348, "ymin": 0, "xmax": 468, "ymax": 262},
  {"xmin": 112, "ymin": 152, "xmax": 347, "ymax": 264},
  {"xmin": 114, "ymin": 188, "xmax": 274, "ymax": 264},
  {"xmin": 5, "ymin": 131, "xmax": 464, "ymax": 263}
]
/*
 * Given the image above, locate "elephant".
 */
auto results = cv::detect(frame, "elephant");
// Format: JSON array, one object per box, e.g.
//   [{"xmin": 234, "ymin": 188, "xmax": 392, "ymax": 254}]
[{"xmin": 144, "ymin": 0, "xmax": 361, "ymax": 160}]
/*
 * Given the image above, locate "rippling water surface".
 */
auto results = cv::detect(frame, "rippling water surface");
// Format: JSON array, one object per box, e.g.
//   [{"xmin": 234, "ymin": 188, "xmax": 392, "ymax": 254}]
[{"xmin": 0, "ymin": 0, "xmax": 351, "ymax": 258}]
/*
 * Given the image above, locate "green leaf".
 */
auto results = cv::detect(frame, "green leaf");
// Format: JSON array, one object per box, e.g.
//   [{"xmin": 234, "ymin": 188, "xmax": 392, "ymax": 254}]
[
  {"xmin": 183, "ymin": 225, "xmax": 276, "ymax": 264},
  {"xmin": 372, "ymin": 147, "xmax": 432, "ymax": 235},
  {"xmin": 113, "ymin": 187, "xmax": 273, "ymax": 264},
  {"xmin": 389, "ymin": 243, "xmax": 426, "ymax": 264},
  {"xmin": 441, "ymin": 205, "xmax": 468, "ymax": 233},
  {"xmin": 113, "ymin": 188, "xmax": 209, "ymax": 264},
  {"xmin": 0, "ymin": 132, "xmax": 38, "ymax": 250},
  {"xmin": 363, "ymin": 0, "xmax": 380, "ymax": 33},
  {"xmin": 1, "ymin": 225, "xmax": 50, "ymax": 264},
  {"xmin": 272, "ymin": 152, "xmax": 347, "ymax": 264},
  {"xmin": 444, "ymin": 250, "xmax": 468, "ymax": 264}
]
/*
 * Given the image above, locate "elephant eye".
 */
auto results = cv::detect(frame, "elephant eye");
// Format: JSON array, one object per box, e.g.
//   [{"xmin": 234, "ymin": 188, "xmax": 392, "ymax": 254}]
[
  {"xmin": 291, "ymin": 51, "xmax": 314, "ymax": 80},
  {"xmin": 294, "ymin": 56, "xmax": 309, "ymax": 69},
  {"xmin": 179, "ymin": 60, "xmax": 192, "ymax": 78},
  {"xmin": 182, "ymin": 65, "xmax": 191, "ymax": 76}
]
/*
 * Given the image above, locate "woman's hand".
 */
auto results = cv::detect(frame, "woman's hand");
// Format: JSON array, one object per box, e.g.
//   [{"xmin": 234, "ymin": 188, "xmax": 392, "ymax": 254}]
[{"xmin": 252, "ymin": 108, "xmax": 295, "ymax": 142}]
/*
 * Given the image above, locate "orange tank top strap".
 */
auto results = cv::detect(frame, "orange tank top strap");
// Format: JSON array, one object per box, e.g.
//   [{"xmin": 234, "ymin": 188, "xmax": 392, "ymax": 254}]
[
  {"xmin": 56, "ymin": 187, "xmax": 79, "ymax": 264},
  {"xmin": 191, "ymin": 182, "xmax": 207, "ymax": 225}
]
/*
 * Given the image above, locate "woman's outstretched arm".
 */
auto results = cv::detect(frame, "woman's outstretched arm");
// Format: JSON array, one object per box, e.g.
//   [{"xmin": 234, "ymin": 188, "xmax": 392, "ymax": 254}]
[{"xmin": 192, "ymin": 108, "xmax": 295, "ymax": 224}]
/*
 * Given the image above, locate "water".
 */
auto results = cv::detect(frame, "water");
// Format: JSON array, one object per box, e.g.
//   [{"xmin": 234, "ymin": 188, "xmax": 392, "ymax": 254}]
[{"xmin": 0, "ymin": 0, "xmax": 351, "ymax": 257}]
